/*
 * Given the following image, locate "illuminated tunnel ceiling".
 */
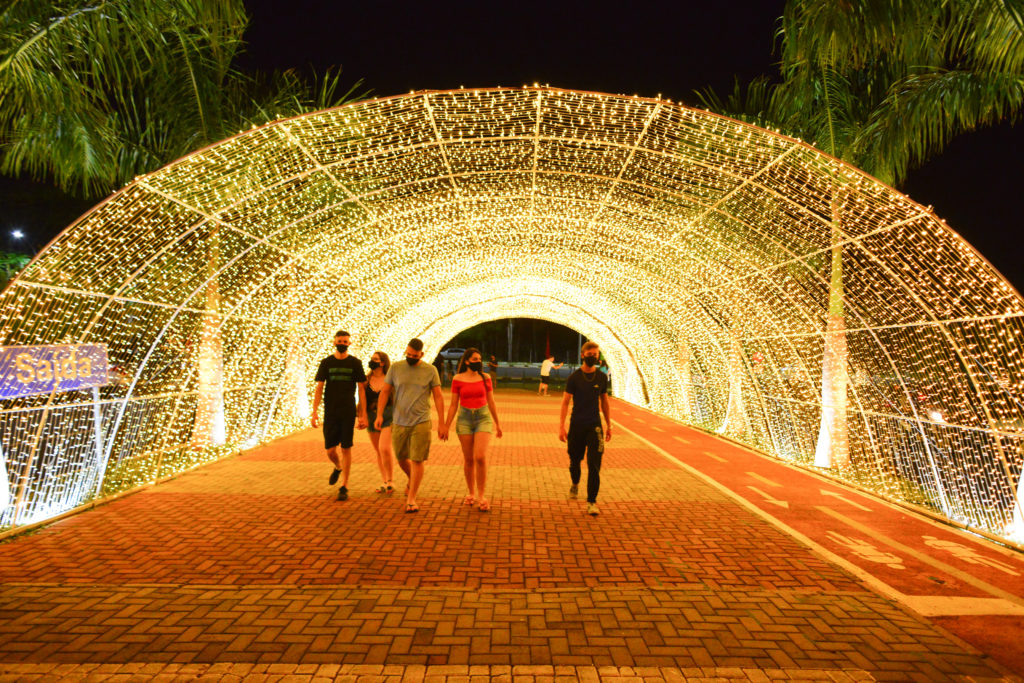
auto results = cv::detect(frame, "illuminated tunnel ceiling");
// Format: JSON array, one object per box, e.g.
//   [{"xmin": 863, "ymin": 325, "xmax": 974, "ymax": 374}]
[{"xmin": 2, "ymin": 87, "xmax": 1024, "ymax": 542}]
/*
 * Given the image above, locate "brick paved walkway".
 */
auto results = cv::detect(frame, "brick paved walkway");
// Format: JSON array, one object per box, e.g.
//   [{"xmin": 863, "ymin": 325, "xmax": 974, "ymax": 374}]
[{"xmin": 0, "ymin": 392, "xmax": 1018, "ymax": 681}]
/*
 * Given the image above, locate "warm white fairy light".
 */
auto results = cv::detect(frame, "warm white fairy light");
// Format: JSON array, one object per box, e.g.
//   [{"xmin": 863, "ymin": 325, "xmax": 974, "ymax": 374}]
[{"xmin": 0, "ymin": 87, "xmax": 1022, "ymax": 543}]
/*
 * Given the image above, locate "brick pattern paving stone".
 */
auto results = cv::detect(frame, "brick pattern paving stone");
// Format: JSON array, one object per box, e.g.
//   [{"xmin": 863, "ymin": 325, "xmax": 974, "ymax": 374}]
[
  {"xmin": 0, "ymin": 584, "xmax": 1008, "ymax": 678},
  {"xmin": 0, "ymin": 662, "xmax": 913, "ymax": 682},
  {"xmin": 0, "ymin": 391, "xmax": 1016, "ymax": 682}
]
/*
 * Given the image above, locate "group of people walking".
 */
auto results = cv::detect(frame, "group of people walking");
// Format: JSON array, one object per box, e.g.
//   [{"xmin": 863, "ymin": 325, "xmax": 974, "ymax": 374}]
[{"xmin": 311, "ymin": 331, "xmax": 611, "ymax": 515}]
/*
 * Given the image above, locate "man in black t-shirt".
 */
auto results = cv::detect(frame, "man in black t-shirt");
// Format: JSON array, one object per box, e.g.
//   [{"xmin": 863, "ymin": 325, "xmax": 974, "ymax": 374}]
[
  {"xmin": 558, "ymin": 341, "xmax": 612, "ymax": 516},
  {"xmin": 312, "ymin": 330, "xmax": 368, "ymax": 501}
]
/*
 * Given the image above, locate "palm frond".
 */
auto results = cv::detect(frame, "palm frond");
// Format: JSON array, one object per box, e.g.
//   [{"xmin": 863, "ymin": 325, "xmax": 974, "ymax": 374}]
[{"xmin": 861, "ymin": 68, "xmax": 1024, "ymax": 184}]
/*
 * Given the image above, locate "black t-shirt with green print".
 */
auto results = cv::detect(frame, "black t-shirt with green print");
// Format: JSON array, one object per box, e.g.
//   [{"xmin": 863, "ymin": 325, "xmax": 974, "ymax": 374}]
[{"xmin": 315, "ymin": 355, "xmax": 366, "ymax": 415}]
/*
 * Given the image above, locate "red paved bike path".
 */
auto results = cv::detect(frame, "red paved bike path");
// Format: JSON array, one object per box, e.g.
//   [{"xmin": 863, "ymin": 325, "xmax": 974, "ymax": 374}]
[{"xmin": 612, "ymin": 399, "xmax": 1024, "ymax": 674}]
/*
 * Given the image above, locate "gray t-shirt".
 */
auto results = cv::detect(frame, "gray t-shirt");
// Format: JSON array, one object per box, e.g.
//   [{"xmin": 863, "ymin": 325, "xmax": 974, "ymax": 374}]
[{"xmin": 386, "ymin": 360, "xmax": 441, "ymax": 427}]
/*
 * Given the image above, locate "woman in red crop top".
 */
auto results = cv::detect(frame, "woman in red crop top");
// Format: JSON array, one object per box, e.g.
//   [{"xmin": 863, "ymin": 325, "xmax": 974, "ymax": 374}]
[{"xmin": 443, "ymin": 347, "xmax": 503, "ymax": 511}]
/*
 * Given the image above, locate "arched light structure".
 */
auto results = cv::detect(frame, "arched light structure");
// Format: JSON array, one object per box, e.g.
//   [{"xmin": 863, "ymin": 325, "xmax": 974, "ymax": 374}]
[{"xmin": 1, "ymin": 87, "xmax": 1023, "ymax": 544}]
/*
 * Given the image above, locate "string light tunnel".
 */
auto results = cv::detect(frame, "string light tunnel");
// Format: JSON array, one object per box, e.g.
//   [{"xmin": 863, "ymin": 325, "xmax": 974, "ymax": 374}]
[{"xmin": 1, "ymin": 87, "xmax": 1023, "ymax": 545}]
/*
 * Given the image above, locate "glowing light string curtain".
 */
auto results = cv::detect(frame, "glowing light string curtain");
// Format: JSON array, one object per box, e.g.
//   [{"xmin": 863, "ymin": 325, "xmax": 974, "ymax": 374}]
[{"xmin": 0, "ymin": 88, "xmax": 1021, "ymax": 547}]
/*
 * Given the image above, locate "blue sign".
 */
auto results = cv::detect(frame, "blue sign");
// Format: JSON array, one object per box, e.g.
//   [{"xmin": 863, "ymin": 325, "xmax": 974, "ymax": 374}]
[{"xmin": 0, "ymin": 344, "xmax": 109, "ymax": 400}]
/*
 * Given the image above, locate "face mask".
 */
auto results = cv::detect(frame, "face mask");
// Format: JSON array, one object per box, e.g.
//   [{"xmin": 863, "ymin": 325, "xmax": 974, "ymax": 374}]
[
  {"xmin": 583, "ymin": 356, "xmax": 598, "ymax": 367},
  {"xmin": 368, "ymin": 360, "xmax": 380, "ymax": 370},
  {"xmin": 406, "ymin": 356, "xmax": 419, "ymax": 366},
  {"xmin": 468, "ymin": 361, "xmax": 483, "ymax": 372},
  {"xmin": 336, "ymin": 344, "xmax": 349, "ymax": 353}
]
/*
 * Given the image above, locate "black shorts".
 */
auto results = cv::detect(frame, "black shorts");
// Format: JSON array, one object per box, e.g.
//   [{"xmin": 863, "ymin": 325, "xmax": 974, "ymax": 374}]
[
  {"xmin": 323, "ymin": 408, "xmax": 357, "ymax": 449},
  {"xmin": 540, "ymin": 375, "xmax": 550, "ymax": 384}
]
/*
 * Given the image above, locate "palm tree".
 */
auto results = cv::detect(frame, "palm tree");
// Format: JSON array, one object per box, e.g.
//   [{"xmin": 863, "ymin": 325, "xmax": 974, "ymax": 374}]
[
  {"xmin": 695, "ymin": 0, "xmax": 1024, "ymax": 470},
  {"xmin": 0, "ymin": 0, "xmax": 363, "ymax": 198}
]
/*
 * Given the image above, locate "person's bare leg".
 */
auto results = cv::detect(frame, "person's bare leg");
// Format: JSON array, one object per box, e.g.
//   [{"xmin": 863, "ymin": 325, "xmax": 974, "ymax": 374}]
[
  {"xmin": 326, "ymin": 446, "xmax": 341, "ymax": 469},
  {"xmin": 340, "ymin": 447, "xmax": 352, "ymax": 487},
  {"xmin": 458, "ymin": 434, "xmax": 475, "ymax": 501},
  {"xmin": 408, "ymin": 461, "xmax": 425, "ymax": 506},
  {"xmin": 380, "ymin": 426, "xmax": 394, "ymax": 485},
  {"xmin": 369, "ymin": 432, "xmax": 387, "ymax": 487},
  {"xmin": 474, "ymin": 432, "xmax": 492, "ymax": 508},
  {"xmin": 397, "ymin": 458, "xmax": 411, "ymax": 480}
]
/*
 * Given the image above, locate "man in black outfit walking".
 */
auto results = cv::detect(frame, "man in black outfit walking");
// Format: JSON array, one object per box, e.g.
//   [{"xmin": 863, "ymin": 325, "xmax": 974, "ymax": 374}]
[
  {"xmin": 558, "ymin": 341, "xmax": 612, "ymax": 516},
  {"xmin": 311, "ymin": 330, "xmax": 367, "ymax": 500}
]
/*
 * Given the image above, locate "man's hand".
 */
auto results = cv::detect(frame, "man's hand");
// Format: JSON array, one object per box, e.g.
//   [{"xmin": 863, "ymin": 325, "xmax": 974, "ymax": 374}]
[
  {"xmin": 604, "ymin": 424, "xmax": 612, "ymax": 442},
  {"xmin": 559, "ymin": 425, "xmax": 567, "ymax": 443},
  {"xmin": 357, "ymin": 416, "xmax": 367, "ymax": 430}
]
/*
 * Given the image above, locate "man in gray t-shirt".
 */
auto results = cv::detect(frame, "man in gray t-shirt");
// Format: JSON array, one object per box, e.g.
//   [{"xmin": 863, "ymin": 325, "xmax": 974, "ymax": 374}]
[{"xmin": 376, "ymin": 337, "xmax": 447, "ymax": 513}]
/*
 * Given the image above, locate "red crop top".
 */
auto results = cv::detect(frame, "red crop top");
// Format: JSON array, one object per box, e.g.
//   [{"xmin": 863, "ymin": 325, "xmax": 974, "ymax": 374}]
[{"xmin": 452, "ymin": 376, "xmax": 492, "ymax": 409}]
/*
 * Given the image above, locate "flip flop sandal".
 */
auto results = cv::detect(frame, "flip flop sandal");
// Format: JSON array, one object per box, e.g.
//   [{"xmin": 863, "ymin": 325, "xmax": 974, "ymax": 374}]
[
  {"xmin": 405, "ymin": 503, "xmax": 419, "ymax": 513},
  {"xmin": 478, "ymin": 500, "xmax": 490, "ymax": 512},
  {"xmin": 463, "ymin": 495, "xmax": 475, "ymax": 506},
  {"xmin": 375, "ymin": 485, "xmax": 388, "ymax": 493},
  {"xmin": 385, "ymin": 484, "xmax": 394, "ymax": 494}
]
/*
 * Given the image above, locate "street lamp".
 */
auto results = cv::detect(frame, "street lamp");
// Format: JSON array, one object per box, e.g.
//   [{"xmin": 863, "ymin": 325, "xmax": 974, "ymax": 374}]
[{"xmin": 11, "ymin": 229, "xmax": 24, "ymax": 240}]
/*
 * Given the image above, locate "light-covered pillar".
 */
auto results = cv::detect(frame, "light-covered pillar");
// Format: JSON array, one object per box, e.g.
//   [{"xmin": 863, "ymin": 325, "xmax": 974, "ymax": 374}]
[
  {"xmin": 678, "ymin": 340, "xmax": 693, "ymax": 421},
  {"xmin": 720, "ymin": 331, "xmax": 747, "ymax": 438},
  {"xmin": 815, "ymin": 195, "xmax": 850, "ymax": 468},
  {"xmin": 281, "ymin": 329, "xmax": 311, "ymax": 422},
  {"xmin": 192, "ymin": 231, "xmax": 225, "ymax": 447}
]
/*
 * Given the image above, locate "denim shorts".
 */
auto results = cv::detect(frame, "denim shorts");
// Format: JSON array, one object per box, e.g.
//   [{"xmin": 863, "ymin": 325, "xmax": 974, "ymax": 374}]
[
  {"xmin": 456, "ymin": 406, "xmax": 493, "ymax": 435},
  {"xmin": 367, "ymin": 404, "xmax": 393, "ymax": 433}
]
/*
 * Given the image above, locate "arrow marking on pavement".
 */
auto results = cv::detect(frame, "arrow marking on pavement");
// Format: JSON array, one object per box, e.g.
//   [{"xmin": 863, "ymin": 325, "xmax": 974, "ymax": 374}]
[
  {"xmin": 747, "ymin": 472, "xmax": 782, "ymax": 488},
  {"xmin": 820, "ymin": 489, "xmax": 871, "ymax": 511},
  {"xmin": 747, "ymin": 486, "xmax": 789, "ymax": 508},
  {"xmin": 701, "ymin": 450, "xmax": 727, "ymax": 463}
]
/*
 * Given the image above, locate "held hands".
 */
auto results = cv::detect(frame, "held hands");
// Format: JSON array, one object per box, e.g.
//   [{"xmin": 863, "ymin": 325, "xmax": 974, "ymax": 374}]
[
  {"xmin": 439, "ymin": 423, "xmax": 450, "ymax": 441},
  {"xmin": 357, "ymin": 415, "xmax": 367, "ymax": 430}
]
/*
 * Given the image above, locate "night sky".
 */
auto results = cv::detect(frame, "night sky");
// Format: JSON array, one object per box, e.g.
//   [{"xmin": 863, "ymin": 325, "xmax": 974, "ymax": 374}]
[{"xmin": 3, "ymin": 1, "xmax": 1022, "ymax": 290}]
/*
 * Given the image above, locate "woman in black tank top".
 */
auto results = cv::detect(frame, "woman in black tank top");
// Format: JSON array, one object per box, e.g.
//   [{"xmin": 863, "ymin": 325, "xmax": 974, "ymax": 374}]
[{"xmin": 365, "ymin": 351, "xmax": 395, "ymax": 493}]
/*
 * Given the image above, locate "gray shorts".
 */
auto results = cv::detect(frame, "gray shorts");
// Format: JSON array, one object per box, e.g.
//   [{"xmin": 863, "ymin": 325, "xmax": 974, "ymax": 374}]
[{"xmin": 392, "ymin": 421, "xmax": 431, "ymax": 462}]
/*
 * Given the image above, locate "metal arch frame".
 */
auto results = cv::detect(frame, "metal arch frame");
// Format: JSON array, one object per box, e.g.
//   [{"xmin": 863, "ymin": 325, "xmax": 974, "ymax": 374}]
[{"xmin": 2, "ymin": 87, "xmax": 1022, "ymax": 541}]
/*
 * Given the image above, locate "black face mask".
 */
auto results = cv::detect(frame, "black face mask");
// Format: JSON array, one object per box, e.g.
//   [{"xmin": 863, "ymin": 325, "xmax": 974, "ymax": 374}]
[
  {"xmin": 336, "ymin": 344, "xmax": 349, "ymax": 353},
  {"xmin": 406, "ymin": 356, "xmax": 419, "ymax": 366},
  {"xmin": 582, "ymin": 356, "xmax": 598, "ymax": 367},
  {"xmin": 468, "ymin": 361, "xmax": 483, "ymax": 372},
  {"xmin": 368, "ymin": 360, "xmax": 380, "ymax": 370}
]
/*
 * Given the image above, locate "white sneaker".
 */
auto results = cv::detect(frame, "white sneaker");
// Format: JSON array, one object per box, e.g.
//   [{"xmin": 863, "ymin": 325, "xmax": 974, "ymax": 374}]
[{"xmin": 587, "ymin": 503, "xmax": 600, "ymax": 516}]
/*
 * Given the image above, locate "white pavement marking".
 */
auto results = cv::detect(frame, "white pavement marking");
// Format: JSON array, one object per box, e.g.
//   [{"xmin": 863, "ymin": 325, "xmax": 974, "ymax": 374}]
[
  {"xmin": 746, "ymin": 486, "xmax": 789, "ymax": 508},
  {"xmin": 820, "ymin": 488, "xmax": 872, "ymax": 511},
  {"xmin": 817, "ymin": 505, "xmax": 1024, "ymax": 609},
  {"xmin": 616, "ymin": 421, "xmax": 1024, "ymax": 618},
  {"xmin": 921, "ymin": 535, "xmax": 1021, "ymax": 576},
  {"xmin": 746, "ymin": 471, "xmax": 782, "ymax": 488},
  {"xmin": 901, "ymin": 595, "xmax": 1024, "ymax": 617},
  {"xmin": 673, "ymin": 436, "xmax": 691, "ymax": 444},
  {"xmin": 701, "ymin": 450, "xmax": 727, "ymax": 463}
]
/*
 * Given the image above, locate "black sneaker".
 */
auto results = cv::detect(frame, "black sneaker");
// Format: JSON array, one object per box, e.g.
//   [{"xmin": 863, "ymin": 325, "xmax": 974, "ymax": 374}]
[
  {"xmin": 336, "ymin": 486, "xmax": 348, "ymax": 501},
  {"xmin": 329, "ymin": 468, "xmax": 341, "ymax": 485},
  {"xmin": 569, "ymin": 484, "xmax": 579, "ymax": 499}
]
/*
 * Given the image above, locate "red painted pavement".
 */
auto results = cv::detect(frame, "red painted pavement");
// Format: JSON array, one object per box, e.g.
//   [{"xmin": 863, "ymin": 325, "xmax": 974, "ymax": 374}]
[{"xmin": 612, "ymin": 398, "xmax": 1024, "ymax": 674}]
